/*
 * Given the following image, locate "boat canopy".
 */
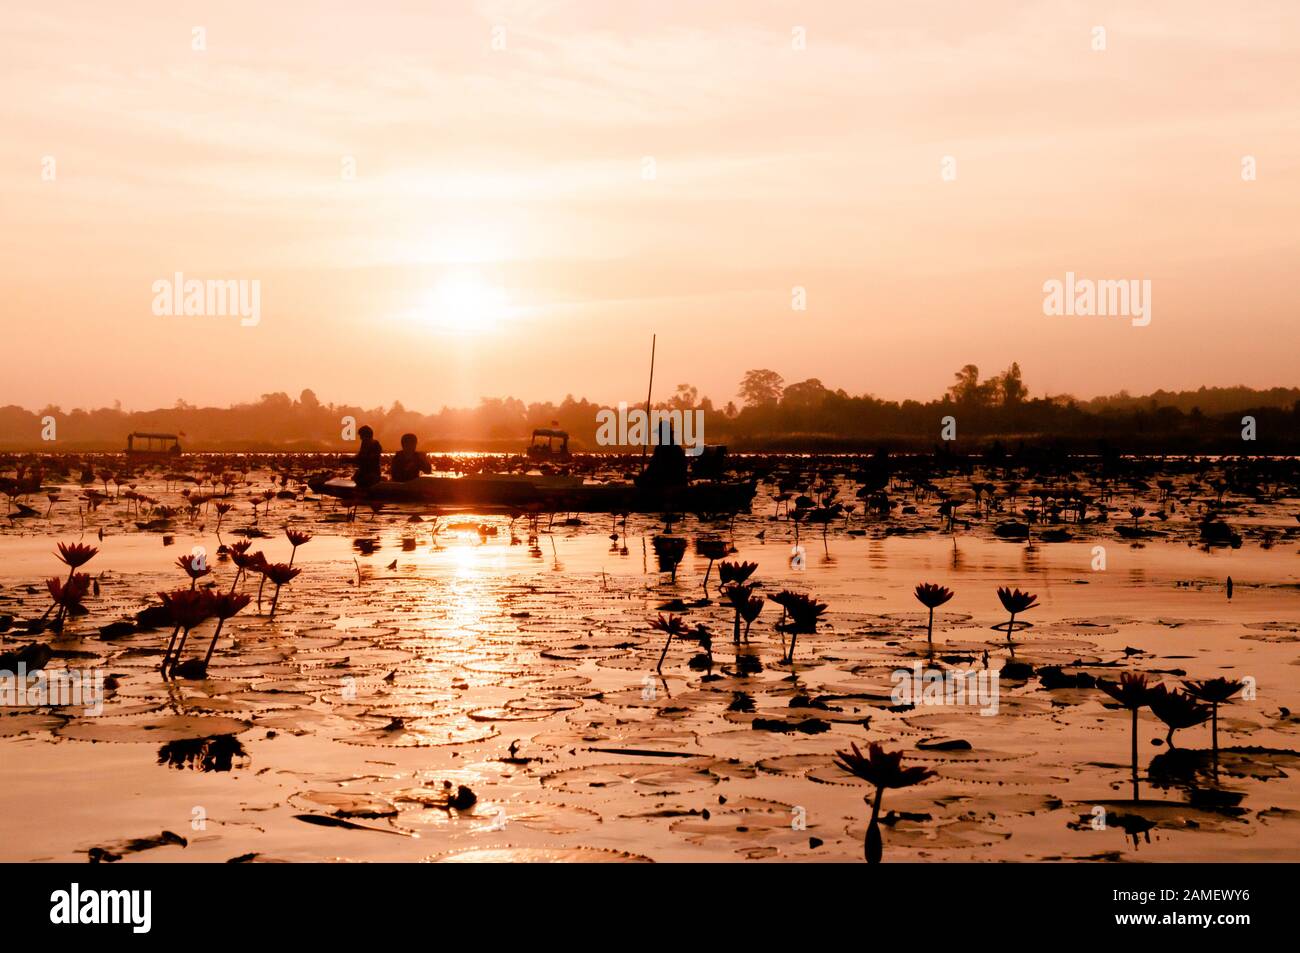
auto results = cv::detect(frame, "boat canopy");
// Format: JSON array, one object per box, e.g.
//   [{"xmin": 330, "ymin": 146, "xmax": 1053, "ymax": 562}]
[
  {"xmin": 127, "ymin": 432, "xmax": 182, "ymax": 454},
  {"xmin": 527, "ymin": 428, "xmax": 570, "ymax": 461}
]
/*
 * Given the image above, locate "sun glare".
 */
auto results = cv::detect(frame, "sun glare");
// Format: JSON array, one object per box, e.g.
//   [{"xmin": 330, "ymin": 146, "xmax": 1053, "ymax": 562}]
[{"xmin": 417, "ymin": 271, "xmax": 511, "ymax": 335}]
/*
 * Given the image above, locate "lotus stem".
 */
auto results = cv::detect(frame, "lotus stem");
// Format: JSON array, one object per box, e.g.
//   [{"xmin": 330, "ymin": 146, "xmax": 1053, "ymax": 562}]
[
  {"xmin": 202, "ymin": 618, "xmax": 227, "ymax": 668},
  {"xmin": 866, "ymin": 786, "xmax": 885, "ymax": 863},
  {"xmin": 657, "ymin": 633, "xmax": 673, "ymax": 673}
]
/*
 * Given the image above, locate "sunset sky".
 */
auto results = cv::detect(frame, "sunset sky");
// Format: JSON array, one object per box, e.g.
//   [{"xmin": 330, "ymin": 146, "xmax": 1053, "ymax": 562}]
[{"xmin": 3, "ymin": 0, "xmax": 1298, "ymax": 413}]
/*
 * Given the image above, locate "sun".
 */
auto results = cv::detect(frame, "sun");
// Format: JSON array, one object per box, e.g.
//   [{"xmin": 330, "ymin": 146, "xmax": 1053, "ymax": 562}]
[{"xmin": 419, "ymin": 271, "xmax": 510, "ymax": 335}]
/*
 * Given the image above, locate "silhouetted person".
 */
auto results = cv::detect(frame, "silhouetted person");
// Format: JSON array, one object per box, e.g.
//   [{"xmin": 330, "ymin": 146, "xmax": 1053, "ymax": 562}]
[
  {"xmin": 390, "ymin": 433, "xmax": 432, "ymax": 482},
  {"xmin": 636, "ymin": 420, "xmax": 688, "ymax": 489},
  {"xmin": 352, "ymin": 426, "xmax": 383, "ymax": 489}
]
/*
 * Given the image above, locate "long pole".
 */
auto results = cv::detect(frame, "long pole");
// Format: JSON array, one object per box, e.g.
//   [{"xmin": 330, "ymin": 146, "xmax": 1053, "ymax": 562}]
[{"xmin": 640, "ymin": 334, "xmax": 656, "ymax": 469}]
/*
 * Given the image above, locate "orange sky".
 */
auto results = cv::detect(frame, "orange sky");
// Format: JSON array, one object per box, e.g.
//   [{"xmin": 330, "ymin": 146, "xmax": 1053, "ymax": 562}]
[{"xmin": 3, "ymin": 0, "xmax": 1298, "ymax": 413}]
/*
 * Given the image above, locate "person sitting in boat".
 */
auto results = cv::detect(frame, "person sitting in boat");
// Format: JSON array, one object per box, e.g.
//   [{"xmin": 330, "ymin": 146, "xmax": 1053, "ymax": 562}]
[
  {"xmin": 352, "ymin": 425, "xmax": 383, "ymax": 489},
  {"xmin": 390, "ymin": 433, "xmax": 432, "ymax": 482},
  {"xmin": 635, "ymin": 420, "xmax": 688, "ymax": 489}
]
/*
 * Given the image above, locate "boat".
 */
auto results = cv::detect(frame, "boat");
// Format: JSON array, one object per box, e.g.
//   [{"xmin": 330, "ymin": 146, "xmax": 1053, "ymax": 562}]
[
  {"xmin": 310, "ymin": 338, "xmax": 756, "ymax": 513},
  {"xmin": 125, "ymin": 432, "xmax": 182, "ymax": 458},
  {"xmin": 308, "ymin": 471, "xmax": 757, "ymax": 514},
  {"xmin": 526, "ymin": 427, "xmax": 571, "ymax": 463}
]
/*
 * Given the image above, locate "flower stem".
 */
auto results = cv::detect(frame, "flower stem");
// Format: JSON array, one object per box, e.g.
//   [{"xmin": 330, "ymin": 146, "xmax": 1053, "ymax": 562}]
[
  {"xmin": 656, "ymin": 633, "xmax": 673, "ymax": 673},
  {"xmin": 866, "ymin": 787, "xmax": 885, "ymax": 863},
  {"xmin": 202, "ymin": 618, "xmax": 227, "ymax": 668}
]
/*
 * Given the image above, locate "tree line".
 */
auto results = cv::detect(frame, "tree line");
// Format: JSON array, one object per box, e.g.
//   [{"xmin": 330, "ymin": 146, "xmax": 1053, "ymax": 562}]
[{"xmin": 1, "ymin": 366, "xmax": 1297, "ymax": 453}]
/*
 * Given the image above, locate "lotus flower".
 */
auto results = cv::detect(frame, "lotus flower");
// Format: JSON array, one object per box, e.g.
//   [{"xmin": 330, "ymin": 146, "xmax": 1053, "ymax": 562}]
[
  {"xmin": 1182, "ymin": 677, "xmax": 1245, "ymax": 763},
  {"xmin": 179, "ymin": 591, "xmax": 254, "ymax": 676},
  {"xmin": 767, "ymin": 589, "xmax": 799, "ymax": 620},
  {"xmin": 685, "ymin": 623, "xmax": 715, "ymax": 673},
  {"xmin": 724, "ymin": 582, "xmax": 758, "ymax": 642},
  {"xmin": 771, "ymin": 591, "xmax": 826, "ymax": 633},
  {"xmin": 52, "ymin": 542, "xmax": 98, "ymax": 630},
  {"xmin": 1097, "ymin": 672, "xmax": 1155, "ymax": 800},
  {"xmin": 650, "ymin": 613, "xmax": 688, "ymax": 673},
  {"xmin": 652, "ymin": 536, "xmax": 687, "ymax": 583},
  {"xmin": 737, "ymin": 594, "xmax": 765, "ymax": 641},
  {"xmin": 260, "ymin": 562, "xmax": 301, "ymax": 619},
  {"xmin": 214, "ymin": 501, "xmax": 232, "ymax": 541},
  {"xmin": 158, "ymin": 588, "xmax": 215, "ymax": 631},
  {"xmin": 1147, "ymin": 684, "xmax": 1210, "ymax": 749},
  {"xmin": 995, "ymin": 586, "xmax": 1038, "ymax": 653},
  {"xmin": 1182, "ymin": 677, "xmax": 1246, "ymax": 705},
  {"xmin": 718, "ymin": 561, "xmax": 758, "ymax": 586},
  {"xmin": 996, "ymin": 587, "xmax": 1038, "ymax": 615},
  {"xmin": 768, "ymin": 590, "xmax": 827, "ymax": 663},
  {"xmin": 1098, "ymin": 671, "xmax": 1155, "ymax": 710},
  {"xmin": 914, "ymin": 583, "xmax": 954, "ymax": 646},
  {"xmin": 157, "ymin": 588, "xmax": 217, "ymax": 673},
  {"xmin": 833, "ymin": 742, "xmax": 935, "ymax": 863},
  {"xmin": 176, "ymin": 553, "xmax": 211, "ymax": 586},
  {"xmin": 227, "ymin": 542, "xmax": 262, "ymax": 592},
  {"xmin": 47, "ymin": 573, "xmax": 91, "ymax": 609},
  {"xmin": 55, "ymin": 542, "xmax": 98, "ymax": 568},
  {"xmin": 285, "ymin": 528, "xmax": 313, "ymax": 565}
]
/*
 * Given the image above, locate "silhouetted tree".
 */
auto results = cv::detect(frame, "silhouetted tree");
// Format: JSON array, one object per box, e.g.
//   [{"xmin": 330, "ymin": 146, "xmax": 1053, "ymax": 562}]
[
  {"xmin": 999, "ymin": 362, "xmax": 1027, "ymax": 406},
  {"xmin": 949, "ymin": 365, "xmax": 982, "ymax": 405},
  {"xmin": 782, "ymin": 378, "xmax": 830, "ymax": 409},
  {"xmin": 739, "ymin": 369, "xmax": 784, "ymax": 407}
]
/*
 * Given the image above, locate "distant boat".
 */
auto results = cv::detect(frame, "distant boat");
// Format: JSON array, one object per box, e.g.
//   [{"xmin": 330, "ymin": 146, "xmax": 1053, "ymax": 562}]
[
  {"xmin": 526, "ymin": 427, "xmax": 571, "ymax": 463},
  {"xmin": 125, "ymin": 432, "xmax": 182, "ymax": 458}
]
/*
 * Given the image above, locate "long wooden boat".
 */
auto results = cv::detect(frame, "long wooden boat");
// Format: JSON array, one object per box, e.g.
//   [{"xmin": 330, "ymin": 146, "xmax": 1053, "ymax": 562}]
[
  {"xmin": 125, "ymin": 431, "xmax": 182, "ymax": 459},
  {"xmin": 308, "ymin": 472, "xmax": 756, "ymax": 513}
]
